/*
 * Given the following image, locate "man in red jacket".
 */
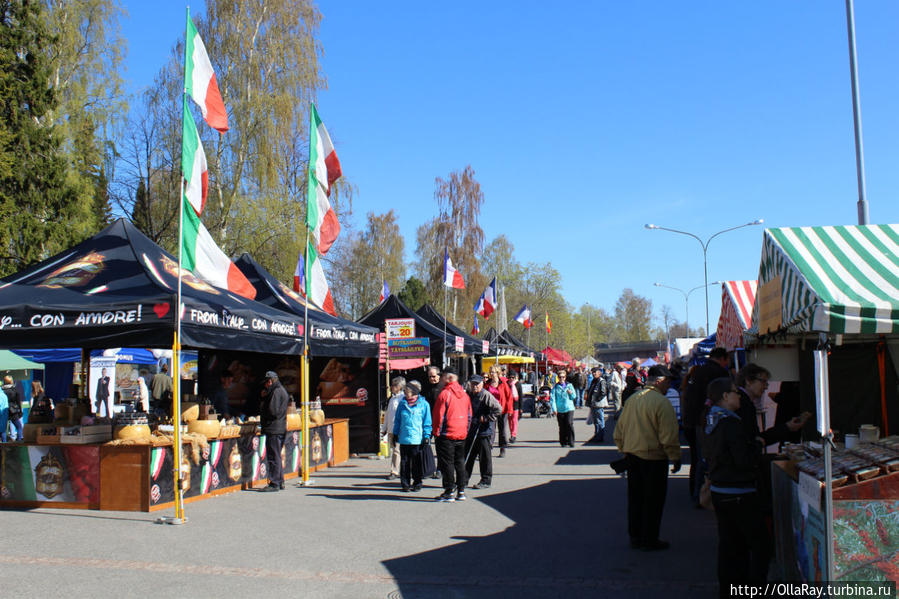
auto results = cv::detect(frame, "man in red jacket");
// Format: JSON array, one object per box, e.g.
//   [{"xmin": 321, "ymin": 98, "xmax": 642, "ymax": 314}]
[{"xmin": 432, "ymin": 367, "xmax": 473, "ymax": 502}]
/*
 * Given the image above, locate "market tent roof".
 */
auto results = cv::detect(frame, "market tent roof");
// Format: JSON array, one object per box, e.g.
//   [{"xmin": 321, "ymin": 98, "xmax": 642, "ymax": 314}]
[
  {"xmin": 0, "ymin": 218, "xmax": 304, "ymax": 355},
  {"xmin": 492, "ymin": 328, "xmax": 545, "ymax": 361},
  {"xmin": 751, "ymin": 224, "xmax": 899, "ymax": 336},
  {"xmin": 541, "ymin": 346, "xmax": 571, "ymax": 366},
  {"xmin": 234, "ymin": 253, "xmax": 378, "ymax": 358},
  {"xmin": 716, "ymin": 280, "xmax": 757, "ymax": 351},
  {"xmin": 483, "ymin": 327, "xmax": 530, "ymax": 358},
  {"xmin": 0, "ymin": 350, "xmax": 44, "ymax": 371},
  {"xmin": 415, "ymin": 303, "xmax": 485, "ymax": 355},
  {"xmin": 673, "ymin": 337, "xmax": 706, "ymax": 359},
  {"xmin": 689, "ymin": 332, "xmax": 717, "ymax": 365},
  {"xmin": 358, "ymin": 295, "xmax": 455, "ymax": 355},
  {"xmin": 482, "ymin": 355, "xmax": 535, "ymax": 369}
]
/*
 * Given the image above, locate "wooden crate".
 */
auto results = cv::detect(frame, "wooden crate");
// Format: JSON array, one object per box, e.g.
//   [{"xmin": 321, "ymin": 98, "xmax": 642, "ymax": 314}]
[
  {"xmin": 59, "ymin": 424, "xmax": 113, "ymax": 445},
  {"xmin": 36, "ymin": 427, "xmax": 60, "ymax": 444}
]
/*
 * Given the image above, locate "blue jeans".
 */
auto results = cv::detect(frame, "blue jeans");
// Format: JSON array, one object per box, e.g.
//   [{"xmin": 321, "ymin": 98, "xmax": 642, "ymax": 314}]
[
  {"xmin": 7, "ymin": 416, "xmax": 23, "ymax": 441},
  {"xmin": 575, "ymin": 388, "xmax": 584, "ymax": 408},
  {"xmin": 591, "ymin": 406, "xmax": 605, "ymax": 439}
]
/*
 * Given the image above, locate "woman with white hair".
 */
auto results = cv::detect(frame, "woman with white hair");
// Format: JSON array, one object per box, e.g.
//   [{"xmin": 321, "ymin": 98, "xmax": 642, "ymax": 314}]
[{"xmin": 381, "ymin": 376, "xmax": 405, "ymax": 480}]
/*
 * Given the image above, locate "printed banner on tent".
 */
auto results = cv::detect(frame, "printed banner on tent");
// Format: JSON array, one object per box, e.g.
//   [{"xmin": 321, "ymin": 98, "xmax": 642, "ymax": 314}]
[
  {"xmin": 385, "ymin": 318, "xmax": 415, "ymax": 340},
  {"xmin": 758, "ymin": 278, "xmax": 783, "ymax": 334},
  {"xmin": 455, "ymin": 336, "xmax": 464, "ymax": 352},
  {"xmin": 483, "ymin": 341, "xmax": 490, "ymax": 353},
  {"xmin": 388, "ymin": 337, "xmax": 430, "ymax": 359}
]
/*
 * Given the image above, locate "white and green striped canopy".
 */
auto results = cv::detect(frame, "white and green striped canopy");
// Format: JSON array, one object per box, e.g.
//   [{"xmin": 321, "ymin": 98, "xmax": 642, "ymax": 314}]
[{"xmin": 754, "ymin": 224, "xmax": 899, "ymax": 335}]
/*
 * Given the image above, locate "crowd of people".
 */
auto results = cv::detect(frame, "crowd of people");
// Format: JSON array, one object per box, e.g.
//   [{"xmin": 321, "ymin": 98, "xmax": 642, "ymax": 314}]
[{"xmin": 376, "ymin": 350, "xmax": 809, "ymax": 596}]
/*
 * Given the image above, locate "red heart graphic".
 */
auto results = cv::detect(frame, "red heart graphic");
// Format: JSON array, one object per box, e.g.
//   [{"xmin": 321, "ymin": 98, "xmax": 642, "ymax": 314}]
[
  {"xmin": 296, "ymin": 324, "xmax": 304, "ymax": 336},
  {"xmin": 153, "ymin": 303, "xmax": 170, "ymax": 319}
]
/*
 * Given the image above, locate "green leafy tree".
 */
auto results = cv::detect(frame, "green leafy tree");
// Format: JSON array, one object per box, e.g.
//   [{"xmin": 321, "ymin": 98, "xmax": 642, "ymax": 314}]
[
  {"xmin": 331, "ymin": 210, "xmax": 404, "ymax": 319},
  {"xmin": 0, "ymin": 0, "xmax": 83, "ymax": 275},
  {"xmin": 414, "ymin": 165, "xmax": 486, "ymax": 325},
  {"xmin": 614, "ymin": 288, "xmax": 654, "ymax": 342},
  {"xmin": 398, "ymin": 276, "xmax": 427, "ymax": 311},
  {"xmin": 115, "ymin": 0, "xmax": 335, "ymax": 277},
  {"xmin": 44, "ymin": 0, "xmax": 126, "ymax": 234}
]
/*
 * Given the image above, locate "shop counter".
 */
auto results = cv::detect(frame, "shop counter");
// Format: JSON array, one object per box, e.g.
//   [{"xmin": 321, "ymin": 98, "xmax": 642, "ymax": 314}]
[
  {"xmin": 771, "ymin": 460, "xmax": 899, "ymax": 584},
  {"xmin": 0, "ymin": 418, "xmax": 348, "ymax": 512}
]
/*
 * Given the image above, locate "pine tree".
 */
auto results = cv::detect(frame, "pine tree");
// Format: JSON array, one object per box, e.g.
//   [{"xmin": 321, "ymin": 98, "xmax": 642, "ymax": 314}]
[{"xmin": 0, "ymin": 0, "xmax": 81, "ymax": 275}]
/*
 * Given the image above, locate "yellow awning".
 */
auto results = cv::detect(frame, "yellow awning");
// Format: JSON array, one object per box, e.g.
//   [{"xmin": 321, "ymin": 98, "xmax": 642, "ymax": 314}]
[{"xmin": 482, "ymin": 355, "xmax": 535, "ymax": 368}]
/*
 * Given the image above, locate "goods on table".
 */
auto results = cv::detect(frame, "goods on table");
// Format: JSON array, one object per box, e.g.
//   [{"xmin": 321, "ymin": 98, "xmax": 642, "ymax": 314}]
[
  {"xmin": 187, "ymin": 418, "xmax": 221, "ymax": 438},
  {"xmin": 180, "ymin": 402, "xmax": 200, "ymax": 423},
  {"xmin": 114, "ymin": 412, "xmax": 151, "ymax": 441}
]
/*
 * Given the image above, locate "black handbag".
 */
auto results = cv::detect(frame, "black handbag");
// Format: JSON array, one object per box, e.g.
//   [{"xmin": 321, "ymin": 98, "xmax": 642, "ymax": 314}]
[
  {"xmin": 420, "ymin": 438, "xmax": 437, "ymax": 478},
  {"xmin": 610, "ymin": 456, "xmax": 629, "ymax": 474}
]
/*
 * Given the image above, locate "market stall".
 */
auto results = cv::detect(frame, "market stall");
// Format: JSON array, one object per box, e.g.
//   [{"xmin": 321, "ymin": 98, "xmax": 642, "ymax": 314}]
[
  {"xmin": 716, "ymin": 280, "xmax": 757, "ymax": 352},
  {"xmin": 0, "ymin": 219, "xmax": 350, "ymax": 511},
  {"xmin": 234, "ymin": 253, "xmax": 380, "ymax": 453},
  {"xmin": 746, "ymin": 223, "xmax": 899, "ymax": 584},
  {"xmin": 481, "ymin": 327, "xmax": 535, "ymax": 371}
]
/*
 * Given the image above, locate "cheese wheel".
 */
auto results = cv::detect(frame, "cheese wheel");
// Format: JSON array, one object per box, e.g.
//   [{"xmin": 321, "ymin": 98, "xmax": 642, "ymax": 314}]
[{"xmin": 114, "ymin": 425, "xmax": 151, "ymax": 440}]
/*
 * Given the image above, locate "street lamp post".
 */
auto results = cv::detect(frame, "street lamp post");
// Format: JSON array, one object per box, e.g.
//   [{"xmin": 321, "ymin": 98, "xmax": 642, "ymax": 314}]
[
  {"xmin": 586, "ymin": 302, "xmax": 591, "ymax": 360},
  {"xmin": 654, "ymin": 282, "xmax": 721, "ymax": 336},
  {"xmin": 645, "ymin": 220, "xmax": 764, "ymax": 333}
]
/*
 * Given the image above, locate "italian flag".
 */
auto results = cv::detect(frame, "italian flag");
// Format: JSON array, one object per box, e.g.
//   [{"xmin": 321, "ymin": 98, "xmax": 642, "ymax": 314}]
[
  {"xmin": 182, "ymin": 103, "xmax": 207, "ymax": 215},
  {"xmin": 306, "ymin": 105, "xmax": 343, "ymax": 255},
  {"xmin": 181, "ymin": 196, "xmax": 256, "ymax": 300},
  {"xmin": 185, "ymin": 16, "xmax": 228, "ymax": 133},
  {"xmin": 306, "ymin": 239, "xmax": 336, "ymax": 315}
]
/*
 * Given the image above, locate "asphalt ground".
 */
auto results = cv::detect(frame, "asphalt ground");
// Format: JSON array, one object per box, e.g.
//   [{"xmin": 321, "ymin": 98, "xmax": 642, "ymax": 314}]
[{"xmin": 0, "ymin": 408, "xmax": 718, "ymax": 599}]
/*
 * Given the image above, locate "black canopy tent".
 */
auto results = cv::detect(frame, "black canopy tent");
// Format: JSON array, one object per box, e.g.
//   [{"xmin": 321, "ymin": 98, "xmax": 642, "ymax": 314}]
[
  {"xmin": 483, "ymin": 327, "xmax": 536, "ymax": 358},
  {"xmin": 0, "ymin": 219, "xmax": 304, "ymax": 355},
  {"xmin": 234, "ymin": 253, "xmax": 377, "ymax": 358},
  {"xmin": 415, "ymin": 303, "xmax": 485, "ymax": 356}
]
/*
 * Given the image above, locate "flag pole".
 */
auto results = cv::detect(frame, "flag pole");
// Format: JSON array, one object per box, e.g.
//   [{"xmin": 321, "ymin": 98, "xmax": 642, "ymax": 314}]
[
  {"xmin": 158, "ymin": 7, "xmax": 190, "ymax": 525},
  {"xmin": 443, "ymin": 284, "xmax": 447, "ymax": 369},
  {"xmin": 300, "ymin": 105, "xmax": 314, "ymax": 487}
]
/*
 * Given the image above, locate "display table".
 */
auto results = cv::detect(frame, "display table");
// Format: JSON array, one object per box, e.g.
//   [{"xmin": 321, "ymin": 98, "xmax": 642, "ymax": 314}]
[
  {"xmin": 0, "ymin": 418, "xmax": 348, "ymax": 512},
  {"xmin": 771, "ymin": 460, "xmax": 899, "ymax": 584}
]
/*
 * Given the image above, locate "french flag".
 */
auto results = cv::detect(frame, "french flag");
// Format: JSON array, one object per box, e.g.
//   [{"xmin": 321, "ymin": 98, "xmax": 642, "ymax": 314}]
[
  {"xmin": 514, "ymin": 305, "xmax": 533, "ymax": 329},
  {"xmin": 443, "ymin": 248, "xmax": 465, "ymax": 289},
  {"xmin": 293, "ymin": 249, "xmax": 305, "ymax": 294},
  {"xmin": 474, "ymin": 277, "xmax": 496, "ymax": 319},
  {"xmin": 379, "ymin": 280, "xmax": 389, "ymax": 303},
  {"xmin": 471, "ymin": 315, "xmax": 480, "ymax": 335}
]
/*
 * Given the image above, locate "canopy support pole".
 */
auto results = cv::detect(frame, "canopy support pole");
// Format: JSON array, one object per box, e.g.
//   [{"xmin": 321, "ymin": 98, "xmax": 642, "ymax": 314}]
[{"xmin": 814, "ymin": 335, "xmax": 835, "ymax": 582}]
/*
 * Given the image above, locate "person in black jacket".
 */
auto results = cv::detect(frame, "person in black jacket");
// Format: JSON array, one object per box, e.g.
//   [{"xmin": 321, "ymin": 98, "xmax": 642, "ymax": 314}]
[
  {"xmin": 2, "ymin": 376, "xmax": 23, "ymax": 441},
  {"xmin": 703, "ymin": 377, "xmax": 769, "ymax": 597},
  {"xmin": 465, "ymin": 375, "xmax": 501, "ymax": 490},
  {"xmin": 259, "ymin": 371, "xmax": 289, "ymax": 492},
  {"xmin": 682, "ymin": 347, "xmax": 731, "ymax": 503}
]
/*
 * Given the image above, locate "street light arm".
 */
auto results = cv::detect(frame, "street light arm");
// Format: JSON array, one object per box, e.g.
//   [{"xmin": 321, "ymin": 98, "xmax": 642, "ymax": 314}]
[
  {"xmin": 705, "ymin": 220, "xmax": 764, "ymax": 248},
  {"xmin": 645, "ymin": 224, "xmax": 704, "ymax": 248},
  {"xmin": 654, "ymin": 282, "xmax": 688, "ymax": 300}
]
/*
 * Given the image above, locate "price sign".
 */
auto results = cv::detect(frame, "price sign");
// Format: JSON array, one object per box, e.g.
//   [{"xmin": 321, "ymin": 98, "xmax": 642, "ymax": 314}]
[{"xmin": 385, "ymin": 318, "xmax": 415, "ymax": 340}]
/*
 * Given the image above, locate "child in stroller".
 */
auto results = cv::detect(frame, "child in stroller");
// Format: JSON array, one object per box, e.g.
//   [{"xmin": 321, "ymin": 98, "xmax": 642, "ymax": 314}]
[{"xmin": 532, "ymin": 384, "xmax": 554, "ymax": 418}]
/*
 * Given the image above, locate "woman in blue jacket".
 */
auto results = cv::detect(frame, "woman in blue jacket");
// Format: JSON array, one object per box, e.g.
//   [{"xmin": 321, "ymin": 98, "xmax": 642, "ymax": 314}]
[
  {"xmin": 552, "ymin": 369, "xmax": 578, "ymax": 447},
  {"xmin": 393, "ymin": 380, "xmax": 432, "ymax": 492}
]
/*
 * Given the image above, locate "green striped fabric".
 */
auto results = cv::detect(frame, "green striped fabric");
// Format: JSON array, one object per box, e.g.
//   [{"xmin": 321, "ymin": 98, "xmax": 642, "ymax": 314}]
[{"xmin": 755, "ymin": 224, "xmax": 899, "ymax": 334}]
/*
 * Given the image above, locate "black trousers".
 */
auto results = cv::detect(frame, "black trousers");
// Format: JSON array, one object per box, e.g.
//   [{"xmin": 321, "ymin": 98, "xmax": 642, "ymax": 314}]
[
  {"xmin": 399, "ymin": 444, "xmax": 423, "ymax": 488},
  {"xmin": 711, "ymin": 491, "xmax": 770, "ymax": 598},
  {"xmin": 464, "ymin": 435, "xmax": 493, "ymax": 485},
  {"xmin": 683, "ymin": 425, "xmax": 698, "ymax": 497},
  {"xmin": 436, "ymin": 437, "xmax": 466, "ymax": 493},
  {"xmin": 626, "ymin": 455, "xmax": 669, "ymax": 545},
  {"xmin": 265, "ymin": 433, "xmax": 285, "ymax": 487},
  {"xmin": 496, "ymin": 414, "xmax": 508, "ymax": 448},
  {"xmin": 556, "ymin": 411, "xmax": 575, "ymax": 446}
]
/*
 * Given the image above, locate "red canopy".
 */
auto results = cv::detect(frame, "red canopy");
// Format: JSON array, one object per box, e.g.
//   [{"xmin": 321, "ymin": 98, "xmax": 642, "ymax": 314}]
[{"xmin": 541, "ymin": 346, "xmax": 572, "ymax": 366}]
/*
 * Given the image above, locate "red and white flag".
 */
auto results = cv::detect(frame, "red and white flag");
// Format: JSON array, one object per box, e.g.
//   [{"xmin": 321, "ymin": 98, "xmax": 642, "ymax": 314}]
[
  {"xmin": 474, "ymin": 277, "xmax": 496, "ymax": 319},
  {"xmin": 185, "ymin": 17, "xmax": 228, "ymax": 133},
  {"xmin": 307, "ymin": 105, "xmax": 343, "ymax": 255},
  {"xmin": 514, "ymin": 305, "xmax": 533, "ymax": 329},
  {"xmin": 443, "ymin": 248, "xmax": 465, "ymax": 289}
]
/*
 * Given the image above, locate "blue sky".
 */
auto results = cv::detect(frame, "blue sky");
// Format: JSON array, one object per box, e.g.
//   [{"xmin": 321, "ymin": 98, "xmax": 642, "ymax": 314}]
[{"xmin": 121, "ymin": 2, "xmax": 899, "ymax": 333}]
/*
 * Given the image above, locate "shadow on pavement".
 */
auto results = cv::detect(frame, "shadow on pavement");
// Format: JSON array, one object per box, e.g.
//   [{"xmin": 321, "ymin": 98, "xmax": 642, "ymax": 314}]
[{"xmin": 381, "ymin": 474, "xmax": 717, "ymax": 599}]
